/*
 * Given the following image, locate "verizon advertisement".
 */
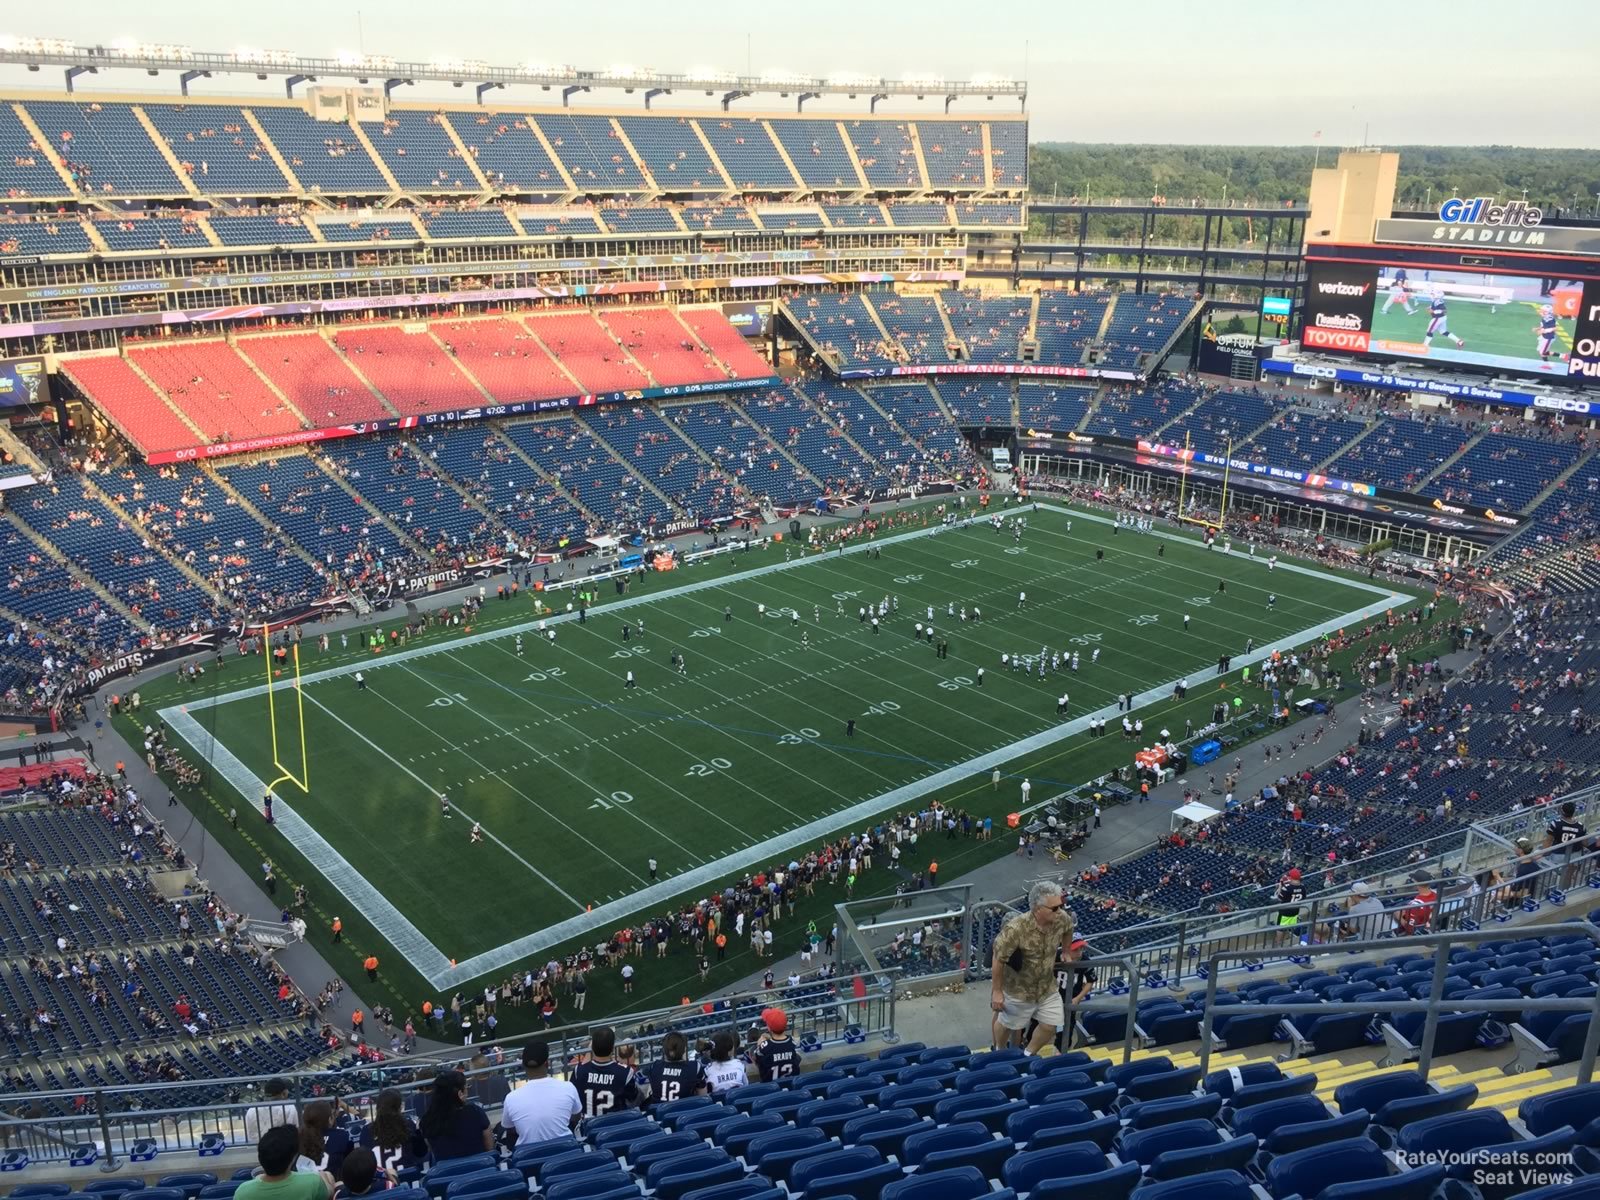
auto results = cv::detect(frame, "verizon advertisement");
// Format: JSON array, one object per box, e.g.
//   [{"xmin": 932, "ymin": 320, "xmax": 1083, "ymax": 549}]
[{"xmin": 1301, "ymin": 262, "xmax": 1379, "ymax": 355}]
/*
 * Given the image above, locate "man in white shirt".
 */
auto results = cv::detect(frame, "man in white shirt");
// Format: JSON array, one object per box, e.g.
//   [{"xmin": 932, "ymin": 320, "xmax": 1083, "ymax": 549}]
[
  {"xmin": 501, "ymin": 1041, "xmax": 581, "ymax": 1146},
  {"xmin": 241, "ymin": 1077, "xmax": 297, "ymax": 1143}
]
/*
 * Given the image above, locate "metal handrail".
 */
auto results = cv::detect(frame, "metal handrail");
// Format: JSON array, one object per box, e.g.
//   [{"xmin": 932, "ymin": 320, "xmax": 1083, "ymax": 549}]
[
  {"xmin": 1190, "ymin": 921, "xmax": 1600, "ymax": 1082},
  {"xmin": 0, "ymin": 977, "xmax": 899, "ymax": 1168},
  {"xmin": 967, "ymin": 833, "xmax": 1600, "ymax": 1003}
]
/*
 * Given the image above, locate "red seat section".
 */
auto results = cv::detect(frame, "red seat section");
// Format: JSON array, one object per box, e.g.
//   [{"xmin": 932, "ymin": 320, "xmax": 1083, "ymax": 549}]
[
  {"xmin": 0, "ymin": 757, "xmax": 90, "ymax": 794},
  {"xmin": 595, "ymin": 308, "xmax": 727, "ymax": 387},
  {"xmin": 525, "ymin": 311, "xmax": 651, "ymax": 395},
  {"xmin": 680, "ymin": 308, "xmax": 774, "ymax": 380},
  {"xmin": 236, "ymin": 332, "xmax": 395, "ymax": 425},
  {"xmin": 59, "ymin": 356, "xmax": 199, "ymax": 455},
  {"xmin": 330, "ymin": 325, "xmax": 479, "ymax": 416},
  {"xmin": 129, "ymin": 341, "xmax": 302, "ymax": 441},
  {"xmin": 433, "ymin": 318, "xmax": 580, "ymax": 404}
]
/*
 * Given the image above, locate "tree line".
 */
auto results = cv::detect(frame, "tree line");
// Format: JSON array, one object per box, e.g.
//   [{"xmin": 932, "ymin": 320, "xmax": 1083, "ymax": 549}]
[{"xmin": 1030, "ymin": 143, "xmax": 1600, "ymax": 217}]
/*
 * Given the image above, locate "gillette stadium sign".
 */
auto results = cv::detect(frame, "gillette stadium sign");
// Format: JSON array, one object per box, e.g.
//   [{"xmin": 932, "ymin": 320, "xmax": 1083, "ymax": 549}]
[
  {"xmin": 1374, "ymin": 200, "xmax": 1600, "ymax": 256},
  {"xmin": 1436, "ymin": 197, "xmax": 1543, "ymax": 227}
]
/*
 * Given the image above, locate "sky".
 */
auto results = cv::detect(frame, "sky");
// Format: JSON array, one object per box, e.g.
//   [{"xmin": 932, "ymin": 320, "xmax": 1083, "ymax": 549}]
[{"xmin": 1, "ymin": 0, "xmax": 1596, "ymax": 147}]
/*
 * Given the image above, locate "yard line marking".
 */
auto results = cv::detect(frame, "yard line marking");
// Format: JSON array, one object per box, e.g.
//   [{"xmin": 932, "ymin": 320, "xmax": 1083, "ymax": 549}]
[
  {"xmin": 305, "ymin": 687, "xmax": 584, "ymax": 909},
  {"xmin": 438, "ymin": 648, "xmax": 752, "ymax": 842}
]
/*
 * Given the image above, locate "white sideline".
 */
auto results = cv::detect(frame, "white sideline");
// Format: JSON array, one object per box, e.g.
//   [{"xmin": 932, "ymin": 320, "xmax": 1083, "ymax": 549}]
[{"xmin": 159, "ymin": 502, "xmax": 1413, "ymax": 990}]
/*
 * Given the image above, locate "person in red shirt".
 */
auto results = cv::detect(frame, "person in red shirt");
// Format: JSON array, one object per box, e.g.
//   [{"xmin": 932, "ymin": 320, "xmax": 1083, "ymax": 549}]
[{"xmin": 1395, "ymin": 883, "xmax": 1437, "ymax": 934}]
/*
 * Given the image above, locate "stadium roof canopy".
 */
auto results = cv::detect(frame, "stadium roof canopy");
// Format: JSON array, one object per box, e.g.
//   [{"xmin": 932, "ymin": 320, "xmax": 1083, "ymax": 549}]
[{"xmin": 0, "ymin": 35, "xmax": 1029, "ymax": 110}]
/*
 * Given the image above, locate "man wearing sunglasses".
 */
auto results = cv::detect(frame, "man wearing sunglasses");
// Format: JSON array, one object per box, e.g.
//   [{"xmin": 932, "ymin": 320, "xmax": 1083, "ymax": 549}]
[{"xmin": 990, "ymin": 881, "xmax": 1079, "ymax": 1052}]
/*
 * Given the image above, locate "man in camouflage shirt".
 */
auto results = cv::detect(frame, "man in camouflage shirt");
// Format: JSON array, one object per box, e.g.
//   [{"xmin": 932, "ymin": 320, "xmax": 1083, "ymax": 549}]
[{"xmin": 990, "ymin": 880, "xmax": 1079, "ymax": 1052}]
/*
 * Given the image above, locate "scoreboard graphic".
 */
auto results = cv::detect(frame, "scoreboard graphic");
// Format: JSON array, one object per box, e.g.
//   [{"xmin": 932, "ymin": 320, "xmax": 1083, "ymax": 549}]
[{"xmin": 1303, "ymin": 260, "xmax": 1599, "ymax": 381}]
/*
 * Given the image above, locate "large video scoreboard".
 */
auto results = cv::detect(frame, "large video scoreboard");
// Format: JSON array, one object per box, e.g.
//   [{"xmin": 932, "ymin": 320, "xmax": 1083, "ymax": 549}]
[
  {"xmin": 1303, "ymin": 199, "xmax": 1600, "ymax": 385},
  {"xmin": 1302, "ymin": 258, "xmax": 1600, "ymax": 382}
]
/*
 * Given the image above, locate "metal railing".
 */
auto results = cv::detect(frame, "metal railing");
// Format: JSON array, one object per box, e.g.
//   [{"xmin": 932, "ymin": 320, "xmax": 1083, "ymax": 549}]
[
  {"xmin": 0, "ymin": 976, "xmax": 898, "ymax": 1168},
  {"xmin": 972, "ymin": 834, "xmax": 1600, "ymax": 993},
  {"xmin": 1187, "ymin": 921, "xmax": 1600, "ymax": 1082}
]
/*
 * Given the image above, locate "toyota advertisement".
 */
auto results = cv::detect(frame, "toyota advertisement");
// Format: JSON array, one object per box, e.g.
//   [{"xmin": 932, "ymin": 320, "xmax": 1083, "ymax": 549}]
[{"xmin": 1303, "ymin": 260, "xmax": 1600, "ymax": 382}]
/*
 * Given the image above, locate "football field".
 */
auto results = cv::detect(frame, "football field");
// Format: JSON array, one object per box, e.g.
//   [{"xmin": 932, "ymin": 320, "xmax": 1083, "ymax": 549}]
[{"xmin": 156, "ymin": 503, "xmax": 1415, "ymax": 995}]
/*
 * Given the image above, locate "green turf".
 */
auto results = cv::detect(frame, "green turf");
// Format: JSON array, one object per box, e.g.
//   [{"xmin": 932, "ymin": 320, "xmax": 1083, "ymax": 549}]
[{"xmin": 123, "ymin": 501, "xmax": 1447, "ymax": 1027}]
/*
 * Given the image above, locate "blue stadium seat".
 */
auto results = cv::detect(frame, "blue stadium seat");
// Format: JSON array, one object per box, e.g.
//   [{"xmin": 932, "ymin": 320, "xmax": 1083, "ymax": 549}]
[
  {"xmin": 1121, "ymin": 1093, "xmax": 1225, "ymax": 1130},
  {"xmin": 1266, "ymin": 1136, "xmax": 1445, "ymax": 1200},
  {"xmin": 1394, "ymin": 1109, "xmax": 1513, "ymax": 1157},
  {"xmin": 967, "ymin": 1048, "xmax": 1027, "ymax": 1071},
  {"xmin": 881, "ymin": 1169, "xmax": 998, "ymax": 1200},
  {"xmin": 1512, "ymin": 1179, "xmax": 1600, "ymax": 1200},
  {"xmin": 439, "ymin": 1169, "xmax": 504, "ymax": 1200},
  {"xmin": 626, "ymin": 1132, "xmax": 705, "ymax": 1168},
  {"xmin": 825, "ymin": 1077, "xmax": 887, "ymax": 1103},
  {"xmin": 713, "ymin": 1114, "xmax": 786, "ymax": 1157},
  {"xmin": 727, "ymin": 1084, "xmax": 784, "ymax": 1113},
  {"xmin": 1227, "ymin": 1094, "xmax": 1336, "ymax": 1138},
  {"xmin": 954, "ymin": 1065, "xmax": 1022, "ymax": 1096},
  {"xmin": 1032, "ymin": 1054, "xmax": 1109, "ymax": 1082},
  {"xmin": 913, "ymin": 1136, "xmax": 1015, "ymax": 1181},
  {"xmin": 155, "ymin": 1177, "xmax": 217, "ymax": 1200},
  {"xmin": 932, "ymin": 1092, "xmax": 1024, "ymax": 1132},
  {"xmin": 1453, "ymin": 1129, "xmax": 1581, "ymax": 1200},
  {"xmin": 746, "ymin": 1127, "xmax": 830, "ymax": 1169},
  {"xmin": 511, "ymin": 1136, "xmax": 580, "ymax": 1174},
  {"xmin": 1521, "ymin": 1082, "xmax": 1600, "ymax": 1136},
  {"xmin": 544, "ymin": 1177, "xmax": 632, "ymax": 1200},
  {"xmin": 839, "ymin": 1111, "xmax": 932, "ymax": 1159},
  {"xmin": 656, "ymin": 1097, "xmax": 718, "ymax": 1124},
  {"xmin": 1002, "ymin": 1142, "xmax": 1110, "ymax": 1193},
  {"xmin": 447, "ymin": 1180, "xmax": 522, "ymax": 1200},
  {"xmin": 539, "ymin": 1152, "xmax": 626, "ymax": 1188},
  {"xmin": 1021, "ymin": 1115, "xmax": 1120, "ymax": 1153},
  {"xmin": 795, "ymin": 1097, "xmax": 868, "ymax": 1138},
  {"xmin": 1202, "ymin": 1063, "xmax": 1283, "ymax": 1097},
  {"xmin": 1028, "ymin": 1163, "xmax": 1140, "ymax": 1200},
  {"xmin": 1005, "ymin": 1099, "xmax": 1093, "ymax": 1144},
  {"xmin": 900, "ymin": 1123, "xmax": 990, "ymax": 1169},
  {"xmin": 678, "ymin": 1183, "xmax": 780, "ymax": 1200},
  {"xmin": 1136, "ymin": 1171, "xmax": 1257, "ymax": 1200},
  {"xmin": 673, "ymin": 1107, "xmax": 737, "ymax": 1136},
  {"xmin": 654, "ymin": 1160, "xmax": 746, "ymax": 1200},
  {"xmin": 1104, "ymin": 1058, "xmax": 1173, "ymax": 1089},
  {"xmin": 1265, "ymin": 1112, "xmax": 1372, "ymax": 1157},
  {"xmin": 1119, "ymin": 1066, "xmax": 1202, "ymax": 1105},
  {"xmin": 1226, "ymin": 1075, "xmax": 1318, "ymax": 1111},
  {"xmin": 787, "ymin": 1146, "xmax": 886, "ymax": 1197},
  {"xmin": 593, "ymin": 1122, "xmax": 655, "ymax": 1152}
]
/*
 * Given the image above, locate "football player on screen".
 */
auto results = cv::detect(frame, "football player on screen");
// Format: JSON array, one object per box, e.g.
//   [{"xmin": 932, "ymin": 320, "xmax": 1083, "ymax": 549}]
[
  {"xmin": 1421, "ymin": 290, "xmax": 1465, "ymax": 349},
  {"xmin": 1534, "ymin": 304, "xmax": 1563, "ymax": 360},
  {"xmin": 1380, "ymin": 268, "xmax": 1415, "ymax": 315}
]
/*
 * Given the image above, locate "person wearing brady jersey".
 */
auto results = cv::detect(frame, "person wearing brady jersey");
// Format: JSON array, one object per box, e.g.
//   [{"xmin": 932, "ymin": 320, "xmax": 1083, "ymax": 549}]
[
  {"xmin": 750, "ymin": 1008, "xmax": 802, "ymax": 1081},
  {"xmin": 1422, "ymin": 292, "xmax": 1465, "ymax": 349},
  {"xmin": 642, "ymin": 1031, "xmax": 706, "ymax": 1107},
  {"xmin": 1534, "ymin": 305, "xmax": 1561, "ymax": 359},
  {"xmin": 570, "ymin": 1025, "xmax": 640, "ymax": 1118}
]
